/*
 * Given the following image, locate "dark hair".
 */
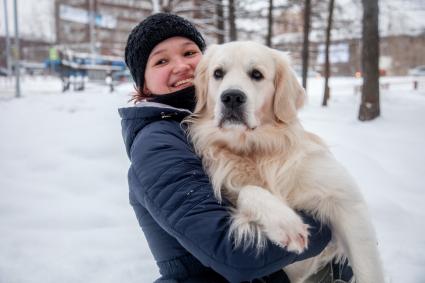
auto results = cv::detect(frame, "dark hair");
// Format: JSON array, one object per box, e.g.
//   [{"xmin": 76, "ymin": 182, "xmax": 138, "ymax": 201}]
[{"xmin": 124, "ymin": 13, "xmax": 206, "ymax": 101}]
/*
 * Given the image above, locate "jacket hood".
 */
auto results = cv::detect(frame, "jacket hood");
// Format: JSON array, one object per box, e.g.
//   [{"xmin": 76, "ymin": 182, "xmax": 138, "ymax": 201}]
[{"xmin": 119, "ymin": 102, "xmax": 191, "ymax": 157}]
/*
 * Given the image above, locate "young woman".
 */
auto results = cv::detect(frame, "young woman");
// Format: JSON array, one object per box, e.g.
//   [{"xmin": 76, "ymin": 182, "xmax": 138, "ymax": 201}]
[{"xmin": 119, "ymin": 13, "xmax": 350, "ymax": 283}]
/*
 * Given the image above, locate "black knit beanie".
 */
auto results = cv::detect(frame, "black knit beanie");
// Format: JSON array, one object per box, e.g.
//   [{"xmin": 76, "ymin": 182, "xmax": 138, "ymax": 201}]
[{"xmin": 124, "ymin": 13, "xmax": 206, "ymax": 89}]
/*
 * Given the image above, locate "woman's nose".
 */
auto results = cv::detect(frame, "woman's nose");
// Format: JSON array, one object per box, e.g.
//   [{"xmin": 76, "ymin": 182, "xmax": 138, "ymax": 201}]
[{"xmin": 172, "ymin": 58, "xmax": 191, "ymax": 74}]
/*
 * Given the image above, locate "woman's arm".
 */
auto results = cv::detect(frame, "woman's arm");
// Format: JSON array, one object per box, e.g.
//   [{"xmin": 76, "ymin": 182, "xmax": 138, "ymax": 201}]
[{"xmin": 129, "ymin": 120, "xmax": 331, "ymax": 282}]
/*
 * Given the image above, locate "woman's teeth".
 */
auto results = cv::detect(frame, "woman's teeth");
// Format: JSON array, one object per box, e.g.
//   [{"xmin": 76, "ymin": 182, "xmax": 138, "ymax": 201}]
[{"xmin": 174, "ymin": 78, "xmax": 192, "ymax": 87}]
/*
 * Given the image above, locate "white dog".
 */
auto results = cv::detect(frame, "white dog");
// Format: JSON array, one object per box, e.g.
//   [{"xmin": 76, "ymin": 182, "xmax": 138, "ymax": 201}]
[{"xmin": 187, "ymin": 41, "xmax": 385, "ymax": 283}]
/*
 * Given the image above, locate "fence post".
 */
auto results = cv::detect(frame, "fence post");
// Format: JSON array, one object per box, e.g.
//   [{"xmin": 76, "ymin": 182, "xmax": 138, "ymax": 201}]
[
  {"xmin": 13, "ymin": 0, "xmax": 21, "ymax": 98},
  {"xmin": 413, "ymin": 80, "xmax": 418, "ymax": 90}
]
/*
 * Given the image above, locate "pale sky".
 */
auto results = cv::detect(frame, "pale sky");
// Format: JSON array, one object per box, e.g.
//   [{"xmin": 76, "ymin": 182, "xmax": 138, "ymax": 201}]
[{"xmin": 0, "ymin": 0, "xmax": 55, "ymax": 42}]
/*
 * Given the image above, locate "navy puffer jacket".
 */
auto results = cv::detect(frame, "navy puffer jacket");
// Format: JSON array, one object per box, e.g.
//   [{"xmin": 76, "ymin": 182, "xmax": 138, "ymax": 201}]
[{"xmin": 119, "ymin": 96, "xmax": 331, "ymax": 282}]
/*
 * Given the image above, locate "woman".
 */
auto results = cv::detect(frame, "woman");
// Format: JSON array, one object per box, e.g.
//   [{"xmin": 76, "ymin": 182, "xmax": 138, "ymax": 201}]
[{"xmin": 119, "ymin": 13, "xmax": 343, "ymax": 283}]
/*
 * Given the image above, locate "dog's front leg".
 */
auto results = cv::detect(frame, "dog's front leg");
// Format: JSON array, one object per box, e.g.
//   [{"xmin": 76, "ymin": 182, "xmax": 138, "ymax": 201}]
[{"xmin": 229, "ymin": 185, "xmax": 309, "ymax": 253}]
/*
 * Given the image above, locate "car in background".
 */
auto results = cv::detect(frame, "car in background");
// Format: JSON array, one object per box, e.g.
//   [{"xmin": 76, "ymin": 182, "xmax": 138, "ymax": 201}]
[
  {"xmin": 112, "ymin": 69, "xmax": 132, "ymax": 83},
  {"xmin": 0, "ymin": 67, "xmax": 10, "ymax": 77},
  {"xmin": 408, "ymin": 65, "xmax": 425, "ymax": 76}
]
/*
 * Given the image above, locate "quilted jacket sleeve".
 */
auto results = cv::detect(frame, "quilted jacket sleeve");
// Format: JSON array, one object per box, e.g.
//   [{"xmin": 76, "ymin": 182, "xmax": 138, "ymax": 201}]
[{"xmin": 129, "ymin": 120, "xmax": 331, "ymax": 283}]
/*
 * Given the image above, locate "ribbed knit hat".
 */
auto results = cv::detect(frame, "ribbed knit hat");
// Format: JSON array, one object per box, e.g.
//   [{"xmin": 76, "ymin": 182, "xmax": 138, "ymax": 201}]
[{"xmin": 124, "ymin": 13, "xmax": 206, "ymax": 89}]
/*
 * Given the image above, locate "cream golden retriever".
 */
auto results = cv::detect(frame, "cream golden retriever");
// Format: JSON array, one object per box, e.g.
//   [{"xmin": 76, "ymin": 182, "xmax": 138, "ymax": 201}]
[{"xmin": 187, "ymin": 41, "xmax": 384, "ymax": 283}]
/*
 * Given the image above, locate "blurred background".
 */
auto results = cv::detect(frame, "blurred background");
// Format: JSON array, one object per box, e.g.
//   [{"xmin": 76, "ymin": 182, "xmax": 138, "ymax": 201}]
[
  {"xmin": 0, "ymin": 0, "xmax": 424, "ymax": 98},
  {"xmin": 1, "ymin": 1, "xmax": 425, "ymax": 282}
]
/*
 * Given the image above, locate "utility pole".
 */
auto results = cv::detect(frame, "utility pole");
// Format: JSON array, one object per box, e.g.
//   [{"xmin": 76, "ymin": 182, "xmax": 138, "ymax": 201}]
[
  {"xmin": 89, "ymin": 0, "xmax": 96, "ymax": 61},
  {"xmin": 13, "ymin": 0, "xmax": 21, "ymax": 98},
  {"xmin": 3, "ymin": 0, "xmax": 12, "ymax": 75}
]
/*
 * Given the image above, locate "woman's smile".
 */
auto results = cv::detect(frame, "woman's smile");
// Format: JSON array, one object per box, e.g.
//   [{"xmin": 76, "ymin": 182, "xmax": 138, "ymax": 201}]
[{"xmin": 172, "ymin": 77, "xmax": 194, "ymax": 88}]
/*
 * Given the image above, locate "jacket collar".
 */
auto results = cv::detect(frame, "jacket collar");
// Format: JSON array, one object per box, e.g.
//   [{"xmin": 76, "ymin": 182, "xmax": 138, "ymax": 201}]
[
  {"xmin": 146, "ymin": 86, "xmax": 196, "ymax": 112},
  {"xmin": 134, "ymin": 101, "xmax": 192, "ymax": 116},
  {"xmin": 119, "ymin": 87, "xmax": 195, "ymax": 158}
]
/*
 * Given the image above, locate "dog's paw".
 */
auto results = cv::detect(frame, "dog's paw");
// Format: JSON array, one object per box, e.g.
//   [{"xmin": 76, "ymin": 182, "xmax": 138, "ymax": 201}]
[
  {"xmin": 229, "ymin": 209, "xmax": 267, "ymax": 252},
  {"xmin": 263, "ymin": 213, "xmax": 310, "ymax": 254}
]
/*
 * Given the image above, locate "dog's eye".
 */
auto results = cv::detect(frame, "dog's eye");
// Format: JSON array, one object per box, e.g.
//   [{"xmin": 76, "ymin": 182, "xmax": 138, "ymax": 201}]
[
  {"xmin": 213, "ymin": 68, "xmax": 224, "ymax": 80},
  {"xmin": 250, "ymin": 69, "xmax": 263, "ymax": 81}
]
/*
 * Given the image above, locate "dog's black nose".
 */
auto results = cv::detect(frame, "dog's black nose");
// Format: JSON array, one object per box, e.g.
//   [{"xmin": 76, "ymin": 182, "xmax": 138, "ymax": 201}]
[{"xmin": 221, "ymin": 89, "xmax": 246, "ymax": 109}]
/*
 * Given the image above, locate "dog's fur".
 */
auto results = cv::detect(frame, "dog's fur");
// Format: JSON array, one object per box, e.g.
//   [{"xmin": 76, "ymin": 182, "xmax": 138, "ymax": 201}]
[{"xmin": 187, "ymin": 41, "xmax": 384, "ymax": 283}]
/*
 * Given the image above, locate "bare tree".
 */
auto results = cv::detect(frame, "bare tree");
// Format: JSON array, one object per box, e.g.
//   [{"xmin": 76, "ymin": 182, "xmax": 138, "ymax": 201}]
[
  {"xmin": 301, "ymin": 0, "xmax": 311, "ymax": 90},
  {"xmin": 322, "ymin": 0, "xmax": 334, "ymax": 106},
  {"xmin": 228, "ymin": 0, "xmax": 237, "ymax": 41},
  {"xmin": 266, "ymin": 0, "xmax": 273, "ymax": 47},
  {"xmin": 159, "ymin": 0, "xmax": 170, "ymax": 12},
  {"xmin": 215, "ymin": 0, "xmax": 225, "ymax": 43},
  {"xmin": 192, "ymin": 0, "xmax": 203, "ymax": 18},
  {"xmin": 188, "ymin": 0, "xmax": 220, "ymax": 41},
  {"xmin": 358, "ymin": 0, "xmax": 380, "ymax": 121}
]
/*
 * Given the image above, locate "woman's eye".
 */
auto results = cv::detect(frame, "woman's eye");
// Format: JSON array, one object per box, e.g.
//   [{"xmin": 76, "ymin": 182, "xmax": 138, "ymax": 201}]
[
  {"xmin": 184, "ymin": 50, "xmax": 197, "ymax": 57},
  {"xmin": 154, "ymin": 59, "xmax": 167, "ymax": 66},
  {"xmin": 250, "ymin": 69, "xmax": 263, "ymax": 81},
  {"xmin": 213, "ymin": 68, "xmax": 224, "ymax": 79}
]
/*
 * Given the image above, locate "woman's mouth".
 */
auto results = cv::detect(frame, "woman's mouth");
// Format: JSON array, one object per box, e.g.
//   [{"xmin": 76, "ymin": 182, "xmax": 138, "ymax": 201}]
[{"xmin": 172, "ymin": 78, "xmax": 193, "ymax": 88}]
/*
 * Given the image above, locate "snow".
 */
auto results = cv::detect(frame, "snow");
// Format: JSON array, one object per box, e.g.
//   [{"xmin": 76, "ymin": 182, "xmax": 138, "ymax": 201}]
[
  {"xmin": 0, "ymin": 79, "xmax": 158, "ymax": 282},
  {"xmin": 1, "ymin": 75, "xmax": 425, "ymax": 282}
]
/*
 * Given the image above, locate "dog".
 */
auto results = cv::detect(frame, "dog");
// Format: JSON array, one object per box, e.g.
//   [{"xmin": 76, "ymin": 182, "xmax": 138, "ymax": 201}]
[{"xmin": 187, "ymin": 41, "xmax": 384, "ymax": 283}]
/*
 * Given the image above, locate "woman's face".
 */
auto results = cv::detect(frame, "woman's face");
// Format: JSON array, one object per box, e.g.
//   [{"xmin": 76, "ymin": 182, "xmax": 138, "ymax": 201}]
[{"xmin": 143, "ymin": 36, "xmax": 202, "ymax": 95}]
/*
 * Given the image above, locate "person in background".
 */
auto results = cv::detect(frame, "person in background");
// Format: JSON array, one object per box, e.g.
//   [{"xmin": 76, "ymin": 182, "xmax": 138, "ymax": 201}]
[
  {"xmin": 105, "ymin": 71, "xmax": 114, "ymax": 93},
  {"xmin": 119, "ymin": 13, "xmax": 351, "ymax": 283}
]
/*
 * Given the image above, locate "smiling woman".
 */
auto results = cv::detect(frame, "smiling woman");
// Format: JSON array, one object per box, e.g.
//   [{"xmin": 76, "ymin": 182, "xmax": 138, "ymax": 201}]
[
  {"xmin": 143, "ymin": 37, "xmax": 202, "ymax": 95},
  {"xmin": 124, "ymin": 13, "xmax": 205, "ymax": 102}
]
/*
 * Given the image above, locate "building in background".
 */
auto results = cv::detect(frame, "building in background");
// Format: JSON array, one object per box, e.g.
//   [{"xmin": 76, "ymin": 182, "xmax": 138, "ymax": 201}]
[
  {"xmin": 54, "ymin": 0, "xmax": 219, "ymax": 57},
  {"xmin": 272, "ymin": 3, "xmax": 425, "ymax": 76},
  {"xmin": 1, "ymin": 0, "xmax": 424, "ymax": 76},
  {"xmin": 0, "ymin": 36, "xmax": 51, "ymax": 71},
  {"xmin": 54, "ymin": 0, "xmax": 153, "ymax": 56}
]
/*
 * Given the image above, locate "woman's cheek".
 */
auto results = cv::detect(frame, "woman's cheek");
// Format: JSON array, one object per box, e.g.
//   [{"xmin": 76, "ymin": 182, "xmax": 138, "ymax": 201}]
[{"xmin": 192, "ymin": 55, "xmax": 202, "ymax": 68}]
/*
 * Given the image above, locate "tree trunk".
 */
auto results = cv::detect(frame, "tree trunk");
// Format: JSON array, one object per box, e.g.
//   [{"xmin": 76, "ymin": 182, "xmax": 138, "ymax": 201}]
[
  {"xmin": 216, "ymin": 0, "xmax": 225, "ymax": 43},
  {"xmin": 359, "ymin": 0, "xmax": 380, "ymax": 121},
  {"xmin": 160, "ymin": 0, "xmax": 173, "ymax": 13},
  {"xmin": 266, "ymin": 0, "xmax": 273, "ymax": 47},
  {"xmin": 322, "ymin": 0, "xmax": 334, "ymax": 106},
  {"xmin": 302, "ymin": 0, "xmax": 311, "ymax": 91},
  {"xmin": 192, "ymin": 0, "xmax": 203, "ymax": 20},
  {"xmin": 228, "ymin": 0, "xmax": 237, "ymax": 41}
]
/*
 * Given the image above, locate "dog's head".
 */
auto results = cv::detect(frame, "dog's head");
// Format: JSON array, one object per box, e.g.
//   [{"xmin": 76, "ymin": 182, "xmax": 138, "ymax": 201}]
[{"xmin": 193, "ymin": 41, "xmax": 305, "ymax": 130}]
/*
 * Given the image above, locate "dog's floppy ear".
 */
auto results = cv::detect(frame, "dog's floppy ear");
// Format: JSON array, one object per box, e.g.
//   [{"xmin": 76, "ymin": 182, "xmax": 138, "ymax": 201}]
[
  {"xmin": 272, "ymin": 51, "xmax": 306, "ymax": 124},
  {"xmin": 193, "ymin": 44, "xmax": 218, "ymax": 116}
]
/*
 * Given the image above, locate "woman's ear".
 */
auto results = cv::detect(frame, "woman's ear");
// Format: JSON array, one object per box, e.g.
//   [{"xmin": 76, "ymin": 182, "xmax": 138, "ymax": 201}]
[
  {"xmin": 272, "ymin": 51, "xmax": 306, "ymax": 124},
  {"xmin": 193, "ymin": 44, "xmax": 218, "ymax": 116}
]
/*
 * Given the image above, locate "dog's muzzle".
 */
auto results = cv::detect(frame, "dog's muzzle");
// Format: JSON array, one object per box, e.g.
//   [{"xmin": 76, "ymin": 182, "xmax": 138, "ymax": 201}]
[
  {"xmin": 219, "ymin": 89, "xmax": 247, "ymax": 126},
  {"xmin": 221, "ymin": 89, "xmax": 246, "ymax": 109}
]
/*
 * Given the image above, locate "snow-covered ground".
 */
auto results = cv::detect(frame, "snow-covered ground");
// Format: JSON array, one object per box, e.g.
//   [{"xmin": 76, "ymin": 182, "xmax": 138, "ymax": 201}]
[{"xmin": 0, "ymin": 76, "xmax": 424, "ymax": 283}]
